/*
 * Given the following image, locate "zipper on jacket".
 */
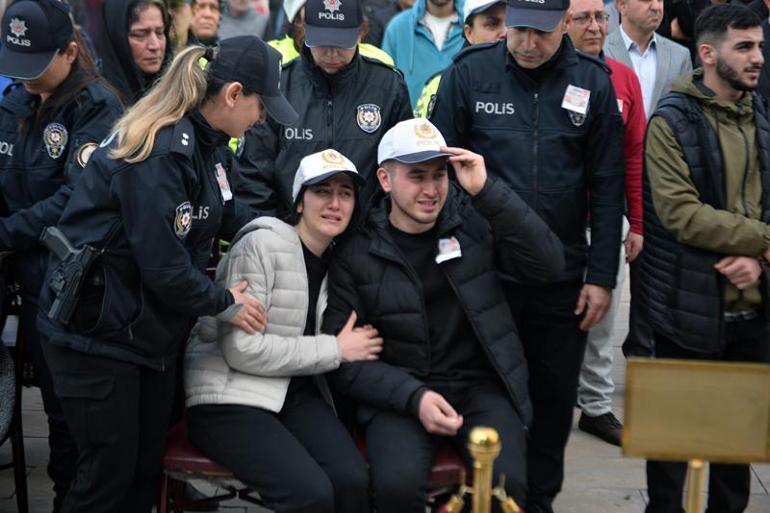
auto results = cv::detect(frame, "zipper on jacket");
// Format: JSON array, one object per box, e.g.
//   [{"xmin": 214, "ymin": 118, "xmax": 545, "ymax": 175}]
[
  {"xmin": 326, "ymin": 95, "xmax": 333, "ymax": 143},
  {"xmin": 736, "ymin": 111, "xmax": 750, "ymax": 217},
  {"xmin": 441, "ymin": 268, "xmax": 518, "ymax": 406},
  {"xmin": 532, "ymin": 92, "xmax": 540, "ymax": 201}
]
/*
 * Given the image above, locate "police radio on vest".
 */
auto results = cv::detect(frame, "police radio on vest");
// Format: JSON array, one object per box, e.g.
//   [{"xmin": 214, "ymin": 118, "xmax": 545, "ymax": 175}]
[{"xmin": 318, "ymin": 11, "xmax": 344, "ymax": 20}]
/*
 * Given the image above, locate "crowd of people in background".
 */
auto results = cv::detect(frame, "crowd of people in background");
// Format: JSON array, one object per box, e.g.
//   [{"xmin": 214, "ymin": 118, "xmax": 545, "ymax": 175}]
[{"xmin": 0, "ymin": 0, "xmax": 769, "ymax": 512}]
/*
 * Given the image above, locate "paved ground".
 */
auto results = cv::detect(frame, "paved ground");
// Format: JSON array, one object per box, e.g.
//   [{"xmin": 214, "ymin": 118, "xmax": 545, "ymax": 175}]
[{"xmin": 1, "ymin": 271, "xmax": 769, "ymax": 513}]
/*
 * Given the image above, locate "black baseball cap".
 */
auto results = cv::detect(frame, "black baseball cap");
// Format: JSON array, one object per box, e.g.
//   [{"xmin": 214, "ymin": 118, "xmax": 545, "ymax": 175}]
[
  {"xmin": 0, "ymin": 0, "xmax": 74, "ymax": 80},
  {"xmin": 304, "ymin": 0, "xmax": 362, "ymax": 49},
  {"xmin": 505, "ymin": 0, "xmax": 568, "ymax": 32},
  {"xmin": 209, "ymin": 36, "xmax": 298, "ymax": 126}
]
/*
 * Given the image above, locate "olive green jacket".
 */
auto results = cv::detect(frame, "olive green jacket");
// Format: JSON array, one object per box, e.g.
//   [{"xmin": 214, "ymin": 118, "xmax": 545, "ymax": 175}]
[{"xmin": 646, "ymin": 69, "xmax": 770, "ymax": 309}]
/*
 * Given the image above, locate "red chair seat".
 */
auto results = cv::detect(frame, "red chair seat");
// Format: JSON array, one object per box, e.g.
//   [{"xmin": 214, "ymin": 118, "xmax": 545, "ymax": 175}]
[{"xmin": 163, "ymin": 421, "xmax": 233, "ymax": 477}]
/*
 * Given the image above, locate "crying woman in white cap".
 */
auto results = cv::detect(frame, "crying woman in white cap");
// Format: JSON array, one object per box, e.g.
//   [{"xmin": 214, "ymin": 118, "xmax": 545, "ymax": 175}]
[{"xmin": 184, "ymin": 148, "xmax": 382, "ymax": 513}]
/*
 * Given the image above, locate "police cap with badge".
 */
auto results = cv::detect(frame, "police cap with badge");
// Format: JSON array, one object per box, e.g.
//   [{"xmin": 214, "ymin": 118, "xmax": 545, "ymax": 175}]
[
  {"xmin": 504, "ymin": 0, "xmax": 569, "ymax": 31},
  {"xmin": 0, "ymin": 0, "xmax": 73, "ymax": 80},
  {"xmin": 304, "ymin": 0, "xmax": 363, "ymax": 49}
]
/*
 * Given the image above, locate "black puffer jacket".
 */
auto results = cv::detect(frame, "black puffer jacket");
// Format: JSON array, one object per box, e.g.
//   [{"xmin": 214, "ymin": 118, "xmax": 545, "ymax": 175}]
[
  {"xmin": 232, "ymin": 47, "xmax": 413, "ymax": 218},
  {"xmin": 321, "ymin": 177, "xmax": 565, "ymax": 425},
  {"xmin": 431, "ymin": 39, "xmax": 625, "ymax": 288}
]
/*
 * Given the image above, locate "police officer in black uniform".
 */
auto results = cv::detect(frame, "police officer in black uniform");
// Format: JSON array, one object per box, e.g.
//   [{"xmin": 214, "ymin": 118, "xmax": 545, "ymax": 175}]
[
  {"xmin": 232, "ymin": 0, "xmax": 412, "ymax": 218},
  {"xmin": 0, "ymin": 1, "xmax": 123, "ymax": 510},
  {"xmin": 430, "ymin": 1, "xmax": 625, "ymax": 511},
  {"xmin": 36, "ymin": 36, "xmax": 297, "ymax": 513}
]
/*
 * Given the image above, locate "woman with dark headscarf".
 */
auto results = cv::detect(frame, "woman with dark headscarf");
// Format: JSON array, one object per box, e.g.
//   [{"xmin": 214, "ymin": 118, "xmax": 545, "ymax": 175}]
[{"xmin": 93, "ymin": 0, "xmax": 174, "ymax": 104}]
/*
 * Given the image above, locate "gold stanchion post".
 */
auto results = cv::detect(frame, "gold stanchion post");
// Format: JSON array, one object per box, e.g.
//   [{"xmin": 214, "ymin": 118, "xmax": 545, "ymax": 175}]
[{"xmin": 685, "ymin": 459, "xmax": 706, "ymax": 513}]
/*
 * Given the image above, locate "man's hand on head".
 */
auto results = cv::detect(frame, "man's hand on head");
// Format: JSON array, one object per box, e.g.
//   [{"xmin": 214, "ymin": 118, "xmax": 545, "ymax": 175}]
[{"xmin": 441, "ymin": 146, "xmax": 487, "ymax": 196}]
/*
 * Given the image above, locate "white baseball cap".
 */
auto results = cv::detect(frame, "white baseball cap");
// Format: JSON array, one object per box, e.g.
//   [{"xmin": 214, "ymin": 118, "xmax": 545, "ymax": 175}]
[
  {"xmin": 377, "ymin": 119, "xmax": 452, "ymax": 166},
  {"xmin": 464, "ymin": 0, "xmax": 504, "ymax": 22},
  {"xmin": 283, "ymin": 0, "xmax": 306, "ymax": 23},
  {"xmin": 292, "ymin": 149, "xmax": 364, "ymax": 202}
]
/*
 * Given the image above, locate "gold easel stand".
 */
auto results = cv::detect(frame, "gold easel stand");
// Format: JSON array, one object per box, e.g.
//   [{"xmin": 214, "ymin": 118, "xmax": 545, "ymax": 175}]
[
  {"xmin": 623, "ymin": 358, "xmax": 770, "ymax": 513},
  {"xmin": 440, "ymin": 427, "xmax": 522, "ymax": 513}
]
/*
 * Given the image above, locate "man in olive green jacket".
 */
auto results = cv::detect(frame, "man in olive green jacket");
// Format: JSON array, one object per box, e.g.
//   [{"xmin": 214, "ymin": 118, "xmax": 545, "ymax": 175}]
[{"xmin": 641, "ymin": 5, "xmax": 770, "ymax": 513}]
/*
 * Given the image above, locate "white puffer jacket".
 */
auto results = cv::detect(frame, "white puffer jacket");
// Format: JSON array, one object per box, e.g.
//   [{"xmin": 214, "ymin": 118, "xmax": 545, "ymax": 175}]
[{"xmin": 184, "ymin": 217, "xmax": 342, "ymax": 412}]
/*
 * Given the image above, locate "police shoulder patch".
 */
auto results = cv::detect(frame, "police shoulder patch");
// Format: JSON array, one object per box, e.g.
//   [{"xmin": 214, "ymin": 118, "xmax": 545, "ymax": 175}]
[
  {"xmin": 174, "ymin": 201, "xmax": 193, "ymax": 239},
  {"xmin": 43, "ymin": 123, "xmax": 68, "ymax": 159},
  {"xmin": 76, "ymin": 142, "xmax": 98, "ymax": 167},
  {"xmin": 356, "ymin": 104, "xmax": 382, "ymax": 133}
]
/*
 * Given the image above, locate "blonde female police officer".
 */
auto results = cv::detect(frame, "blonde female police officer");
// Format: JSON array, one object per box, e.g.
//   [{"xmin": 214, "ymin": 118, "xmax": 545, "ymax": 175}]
[
  {"xmin": 0, "ymin": 1, "xmax": 123, "ymax": 510},
  {"xmin": 36, "ymin": 37, "xmax": 297, "ymax": 513}
]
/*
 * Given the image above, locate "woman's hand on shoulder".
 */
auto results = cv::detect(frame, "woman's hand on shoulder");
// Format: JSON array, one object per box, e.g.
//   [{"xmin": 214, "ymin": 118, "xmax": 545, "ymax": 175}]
[
  {"xmin": 226, "ymin": 280, "xmax": 267, "ymax": 334},
  {"xmin": 336, "ymin": 311, "xmax": 383, "ymax": 363}
]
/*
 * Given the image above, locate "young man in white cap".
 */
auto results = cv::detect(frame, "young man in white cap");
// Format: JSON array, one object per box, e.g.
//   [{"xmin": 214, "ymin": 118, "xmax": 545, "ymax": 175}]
[
  {"xmin": 322, "ymin": 118, "xmax": 565, "ymax": 513},
  {"xmin": 235, "ymin": 0, "xmax": 412, "ymax": 218},
  {"xmin": 430, "ymin": 0, "xmax": 625, "ymax": 511},
  {"xmin": 414, "ymin": 0, "xmax": 506, "ymax": 117}
]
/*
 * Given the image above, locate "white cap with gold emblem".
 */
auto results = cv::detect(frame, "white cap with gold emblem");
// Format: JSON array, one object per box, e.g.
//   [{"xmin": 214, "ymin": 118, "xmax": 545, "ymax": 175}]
[
  {"xmin": 377, "ymin": 118, "xmax": 452, "ymax": 166},
  {"xmin": 292, "ymin": 148, "xmax": 365, "ymax": 202}
]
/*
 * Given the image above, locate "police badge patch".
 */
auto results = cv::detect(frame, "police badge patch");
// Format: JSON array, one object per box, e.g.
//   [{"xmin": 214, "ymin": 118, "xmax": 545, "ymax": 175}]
[
  {"xmin": 356, "ymin": 104, "xmax": 381, "ymax": 133},
  {"xmin": 568, "ymin": 110, "xmax": 586, "ymax": 127},
  {"xmin": 43, "ymin": 123, "xmax": 68, "ymax": 159},
  {"xmin": 174, "ymin": 201, "xmax": 193, "ymax": 239},
  {"xmin": 76, "ymin": 143, "xmax": 98, "ymax": 168}
]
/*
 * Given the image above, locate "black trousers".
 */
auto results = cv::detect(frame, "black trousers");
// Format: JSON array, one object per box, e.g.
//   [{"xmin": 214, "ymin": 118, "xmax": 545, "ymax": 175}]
[
  {"xmin": 40, "ymin": 340, "xmax": 177, "ymax": 513},
  {"xmin": 646, "ymin": 318, "xmax": 770, "ymax": 513},
  {"xmin": 506, "ymin": 282, "xmax": 588, "ymax": 513},
  {"xmin": 21, "ymin": 298, "xmax": 77, "ymax": 512},
  {"xmin": 622, "ymin": 259, "xmax": 655, "ymax": 357},
  {"xmin": 365, "ymin": 379, "xmax": 527, "ymax": 513},
  {"xmin": 187, "ymin": 383, "xmax": 370, "ymax": 513}
]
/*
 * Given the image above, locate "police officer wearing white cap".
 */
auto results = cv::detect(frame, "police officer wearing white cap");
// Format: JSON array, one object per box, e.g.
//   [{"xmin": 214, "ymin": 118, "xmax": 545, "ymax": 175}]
[
  {"xmin": 37, "ymin": 37, "xmax": 296, "ymax": 513},
  {"xmin": 430, "ymin": 0, "xmax": 625, "ymax": 510},
  {"xmin": 0, "ymin": 1, "xmax": 123, "ymax": 509},
  {"xmin": 233, "ymin": 0, "xmax": 412, "ymax": 220},
  {"xmin": 322, "ymin": 118, "xmax": 564, "ymax": 512},
  {"xmin": 184, "ymin": 148, "xmax": 381, "ymax": 513}
]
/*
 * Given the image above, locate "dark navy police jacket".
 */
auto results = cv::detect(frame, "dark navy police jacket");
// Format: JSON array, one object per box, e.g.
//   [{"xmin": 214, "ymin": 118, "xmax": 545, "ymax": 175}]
[
  {"xmin": 38, "ymin": 112, "xmax": 256, "ymax": 370},
  {"xmin": 0, "ymin": 83, "xmax": 123, "ymax": 303},
  {"xmin": 431, "ymin": 38, "xmax": 625, "ymax": 289}
]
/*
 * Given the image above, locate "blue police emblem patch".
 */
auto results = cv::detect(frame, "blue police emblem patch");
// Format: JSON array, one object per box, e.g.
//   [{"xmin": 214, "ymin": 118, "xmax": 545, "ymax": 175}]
[
  {"xmin": 43, "ymin": 123, "xmax": 68, "ymax": 159},
  {"xmin": 356, "ymin": 104, "xmax": 381, "ymax": 133},
  {"xmin": 175, "ymin": 201, "xmax": 193, "ymax": 239},
  {"xmin": 568, "ymin": 110, "xmax": 586, "ymax": 127}
]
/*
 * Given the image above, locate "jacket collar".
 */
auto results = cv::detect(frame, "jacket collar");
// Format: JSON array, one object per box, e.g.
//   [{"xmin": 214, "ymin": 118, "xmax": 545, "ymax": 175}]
[
  {"xmin": 505, "ymin": 35, "xmax": 578, "ymax": 76},
  {"xmin": 365, "ymin": 183, "xmax": 466, "ymax": 261},
  {"xmin": 301, "ymin": 45, "xmax": 361, "ymax": 94}
]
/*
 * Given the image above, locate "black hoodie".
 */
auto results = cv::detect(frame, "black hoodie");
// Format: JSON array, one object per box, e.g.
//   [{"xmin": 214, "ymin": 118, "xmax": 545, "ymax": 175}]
[{"xmin": 93, "ymin": 0, "xmax": 173, "ymax": 105}]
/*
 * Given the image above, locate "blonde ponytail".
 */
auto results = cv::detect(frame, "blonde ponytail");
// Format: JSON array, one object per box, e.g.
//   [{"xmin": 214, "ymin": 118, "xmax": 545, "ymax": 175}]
[{"xmin": 109, "ymin": 45, "xmax": 208, "ymax": 163}]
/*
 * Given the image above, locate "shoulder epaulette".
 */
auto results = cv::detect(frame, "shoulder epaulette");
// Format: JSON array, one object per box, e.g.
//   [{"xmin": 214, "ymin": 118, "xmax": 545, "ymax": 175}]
[
  {"xmin": 165, "ymin": 117, "xmax": 196, "ymax": 159},
  {"xmin": 452, "ymin": 41, "xmax": 497, "ymax": 62}
]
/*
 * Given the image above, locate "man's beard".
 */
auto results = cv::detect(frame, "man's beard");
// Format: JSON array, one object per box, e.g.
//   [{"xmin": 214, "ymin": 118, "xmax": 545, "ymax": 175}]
[{"xmin": 716, "ymin": 57, "xmax": 760, "ymax": 92}]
